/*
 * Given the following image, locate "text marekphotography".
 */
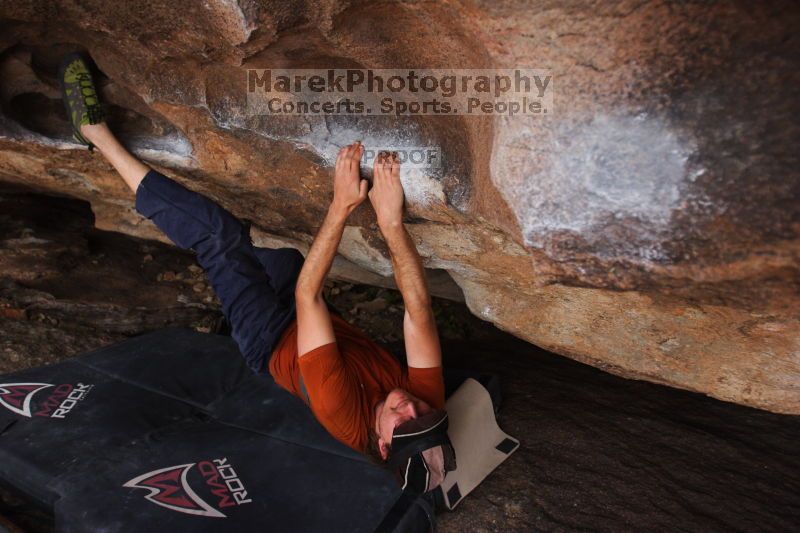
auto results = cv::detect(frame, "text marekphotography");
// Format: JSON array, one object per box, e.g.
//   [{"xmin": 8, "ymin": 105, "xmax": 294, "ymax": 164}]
[{"xmin": 246, "ymin": 69, "xmax": 553, "ymax": 117}]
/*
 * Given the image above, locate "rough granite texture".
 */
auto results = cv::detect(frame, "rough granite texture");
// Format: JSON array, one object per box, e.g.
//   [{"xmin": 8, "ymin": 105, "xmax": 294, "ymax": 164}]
[{"xmin": 0, "ymin": 0, "xmax": 797, "ymax": 413}]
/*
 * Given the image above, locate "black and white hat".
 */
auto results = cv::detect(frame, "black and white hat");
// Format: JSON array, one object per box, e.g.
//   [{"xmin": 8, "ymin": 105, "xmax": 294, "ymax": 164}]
[{"xmin": 386, "ymin": 410, "xmax": 457, "ymax": 494}]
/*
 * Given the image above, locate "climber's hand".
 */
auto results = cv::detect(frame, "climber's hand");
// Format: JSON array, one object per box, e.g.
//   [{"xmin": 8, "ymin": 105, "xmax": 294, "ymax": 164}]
[
  {"xmin": 369, "ymin": 151, "xmax": 404, "ymax": 228},
  {"xmin": 331, "ymin": 141, "xmax": 368, "ymax": 217}
]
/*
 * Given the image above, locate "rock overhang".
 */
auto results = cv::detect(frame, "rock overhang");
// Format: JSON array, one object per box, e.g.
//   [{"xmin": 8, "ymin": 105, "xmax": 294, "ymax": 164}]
[{"xmin": 0, "ymin": 0, "xmax": 797, "ymax": 414}]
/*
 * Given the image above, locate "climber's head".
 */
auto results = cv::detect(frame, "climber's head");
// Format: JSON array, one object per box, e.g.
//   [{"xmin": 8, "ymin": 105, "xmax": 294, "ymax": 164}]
[
  {"xmin": 373, "ymin": 388, "xmax": 431, "ymax": 459},
  {"xmin": 369, "ymin": 388, "xmax": 456, "ymax": 493}
]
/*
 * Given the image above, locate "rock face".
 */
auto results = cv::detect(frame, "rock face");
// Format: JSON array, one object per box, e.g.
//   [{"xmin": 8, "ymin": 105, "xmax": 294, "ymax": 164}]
[{"xmin": 0, "ymin": 1, "xmax": 797, "ymax": 413}]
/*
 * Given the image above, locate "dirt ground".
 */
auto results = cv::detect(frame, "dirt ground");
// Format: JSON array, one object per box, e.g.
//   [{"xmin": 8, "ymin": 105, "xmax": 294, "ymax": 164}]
[{"xmin": 2, "ymin": 189, "xmax": 799, "ymax": 532}]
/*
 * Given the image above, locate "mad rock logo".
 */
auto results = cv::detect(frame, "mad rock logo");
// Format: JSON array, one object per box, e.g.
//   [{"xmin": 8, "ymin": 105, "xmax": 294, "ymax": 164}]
[
  {"xmin": 124, "ymin": 458, "xmax": 252, "ymax": 518},
  {"xmin": 0, "ymin": 382, "xmax": 93, "ymax": 418}
]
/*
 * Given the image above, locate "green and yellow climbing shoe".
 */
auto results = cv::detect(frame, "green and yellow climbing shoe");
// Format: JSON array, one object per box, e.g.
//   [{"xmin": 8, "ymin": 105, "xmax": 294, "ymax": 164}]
[{"xmin": 59, "ymin": 52, "xmax": 105, "ymax": 150}]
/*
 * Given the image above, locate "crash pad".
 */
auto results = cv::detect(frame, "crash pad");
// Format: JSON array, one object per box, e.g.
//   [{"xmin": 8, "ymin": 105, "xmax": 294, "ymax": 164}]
[{"xmin": 0, "ymin": 328, "xmax": 500, "ymax": 532}]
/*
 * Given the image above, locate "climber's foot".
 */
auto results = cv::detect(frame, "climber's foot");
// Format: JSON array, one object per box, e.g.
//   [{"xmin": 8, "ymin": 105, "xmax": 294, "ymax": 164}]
[{"xmin": 59, "ymin": 52, "xmax": 106, "ymax": 151}]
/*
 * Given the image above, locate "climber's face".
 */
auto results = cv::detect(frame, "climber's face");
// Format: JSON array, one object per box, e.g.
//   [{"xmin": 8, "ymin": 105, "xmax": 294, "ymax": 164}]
[{"xmin": 374, "ymin": 388, "xmax": 433, "ymax": 460}]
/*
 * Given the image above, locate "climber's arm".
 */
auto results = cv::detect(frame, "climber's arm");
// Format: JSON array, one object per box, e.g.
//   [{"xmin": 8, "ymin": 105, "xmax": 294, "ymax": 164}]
[
  {"xmin": 370, "ymin": 154, "xmax": 441, "ymax": 369},
  {"xmin": 295, "ymin": 206, "xmax": 346, "ymax": 355},
  {"xmin": 295, "ymin": 142, "xmax": 368, "ymax": 356},
  {"xmin": 382, "ymin": 223, "xmax": 442, "ymax": 369}
]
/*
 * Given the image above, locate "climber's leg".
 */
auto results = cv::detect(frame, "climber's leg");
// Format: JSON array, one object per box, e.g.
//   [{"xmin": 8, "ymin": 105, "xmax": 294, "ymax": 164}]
[
  {"xmin": 253, "ymin": 247, "xmax": 305, "ymax": 306},
  {"xmin": 252, "ymin": 247, "xmax": 340, "ymax": 316},
  {"xmin": 60, "ymin": 54, "xmax": 294, "ymax": 374},
  {"xmin": 81, "ymin": 123, "xmax": 150, "ymax": 192},
  {"xmin": 133, "ymin": 170, "xmax": 297, "ymax": 374}
]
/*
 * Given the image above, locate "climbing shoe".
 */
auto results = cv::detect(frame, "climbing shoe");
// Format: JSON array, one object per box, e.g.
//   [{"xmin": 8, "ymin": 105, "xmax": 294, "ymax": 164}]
[{"xmin": 59, "ymin": 52, "xmax": 105, "ymax": 151}]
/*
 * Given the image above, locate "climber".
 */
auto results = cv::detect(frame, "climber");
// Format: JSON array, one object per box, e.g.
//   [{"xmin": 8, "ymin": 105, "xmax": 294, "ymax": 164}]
[{"xmin": 59, "ymin": 53, "xmax": 454, "ymax": 494}]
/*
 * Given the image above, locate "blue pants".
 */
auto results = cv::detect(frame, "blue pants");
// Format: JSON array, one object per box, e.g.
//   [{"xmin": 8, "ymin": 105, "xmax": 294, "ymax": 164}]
[{"xmin": 135, "ymin": 169, "xmax": 303, "ymax": 375}]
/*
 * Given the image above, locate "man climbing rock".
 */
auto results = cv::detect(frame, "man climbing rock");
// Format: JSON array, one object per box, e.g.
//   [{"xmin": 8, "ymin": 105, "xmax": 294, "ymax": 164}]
[{"xmin": 60, "ymin": 53, "xmax": 454, "ymax": 493}]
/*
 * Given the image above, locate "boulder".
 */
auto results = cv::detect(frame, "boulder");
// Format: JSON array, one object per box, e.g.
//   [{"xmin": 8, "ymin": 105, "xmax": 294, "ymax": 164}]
[{"xmin": 0, "ymin": 0, "xmax": 797, "ymax": 413}]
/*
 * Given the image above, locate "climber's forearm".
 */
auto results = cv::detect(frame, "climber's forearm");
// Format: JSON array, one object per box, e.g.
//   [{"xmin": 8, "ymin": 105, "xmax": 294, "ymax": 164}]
[
  {"xmin": 295, "ymin": 204, "xmax": 348, "ymax": 303},
  {"xmin": 381, "ymin": 221, "xmax": 441, "ymax": 369},
  {"xmin": 380, "ymin": 222, "xmax": 432, "ymax": 319}
]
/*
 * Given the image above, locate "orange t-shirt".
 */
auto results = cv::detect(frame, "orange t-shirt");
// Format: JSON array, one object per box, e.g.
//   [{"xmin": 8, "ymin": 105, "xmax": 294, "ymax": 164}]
[{"xmin": 268, "ymin": 313, "xmax": 445, "ymax": 453}]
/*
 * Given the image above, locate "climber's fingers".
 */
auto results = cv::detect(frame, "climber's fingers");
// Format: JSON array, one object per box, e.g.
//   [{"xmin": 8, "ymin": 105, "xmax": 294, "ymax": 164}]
[
  {"xmin": 377, "ymin": 152, "xmax": 391, "ymax": 186},
  {"xmin": 335, "ymin": 146, "xmax": 348, "ymax": 174},
  {"xmin": 382, "ymin": 153, "xmax": 393, "ymax": 185},
  {"xmin": 389, "ymin": 152, "xmax": 400, "ymax": 180},
  {"xmin": 352, "ymin": 142, "xmax": 364, "ymax": 173},
  {"xmin": 336, "ymin": 142, "xmax": 364, "ymax": 181},
  {"xmin": 373, "ymin": 151, "xmax": 386, "ymax": 182}
]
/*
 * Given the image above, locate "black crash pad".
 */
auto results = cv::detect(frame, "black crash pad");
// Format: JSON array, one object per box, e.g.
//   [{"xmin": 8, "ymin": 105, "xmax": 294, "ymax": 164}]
[{"xmin": 0, "ymin": 328, "xmax": 500, "ymax": 532}]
